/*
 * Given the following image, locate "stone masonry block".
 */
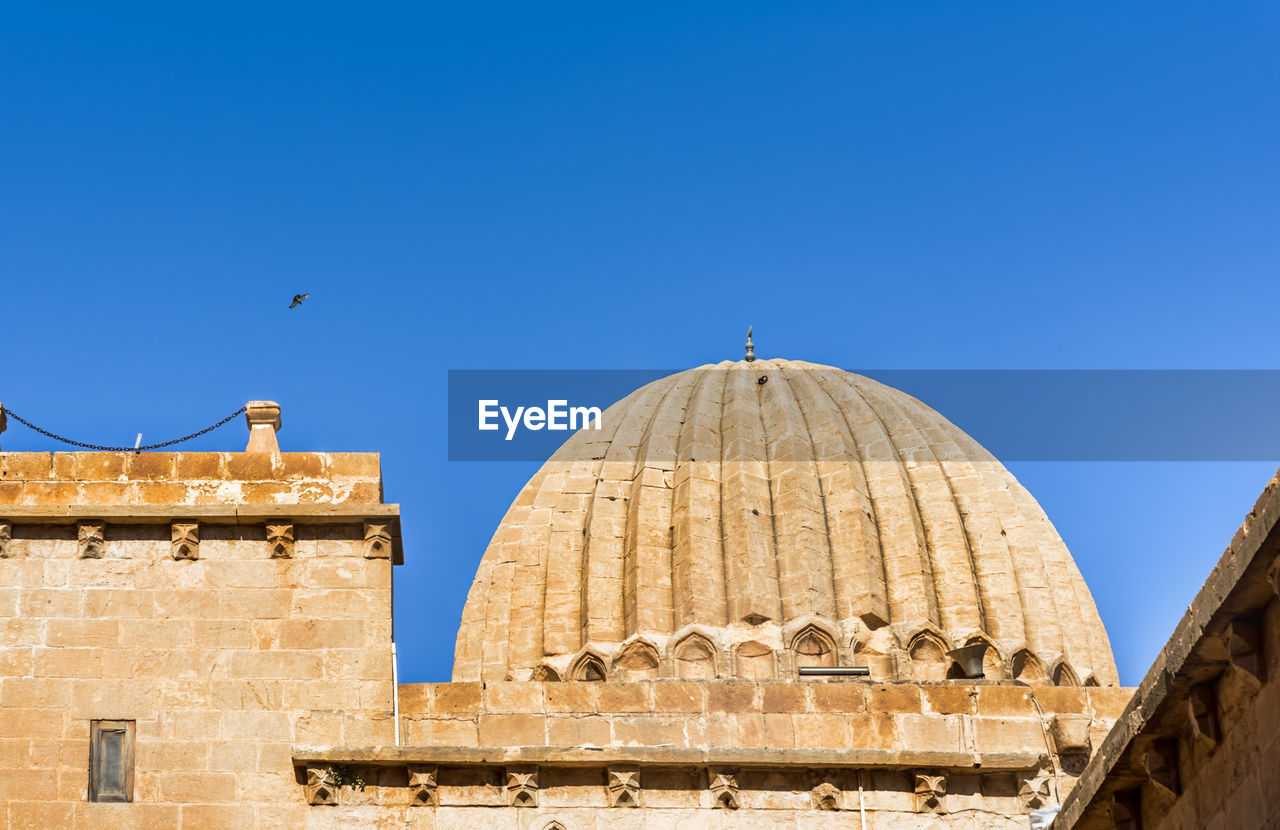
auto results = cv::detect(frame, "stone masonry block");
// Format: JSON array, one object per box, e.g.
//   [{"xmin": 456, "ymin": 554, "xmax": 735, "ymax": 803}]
[
  {"xmin": 126, "ymin": 453, "xmax": 177, "ymax": 481},
  {"xmin": 611, "ymin": 715, "xmax": 682, "ymax": 747},
  {"xmin": 846, "ymin": 713, "xmax": 899, "ymax": 750},
  {"xmin": 547, "ymin": 714, "xmax": 612, "ymax": 746},
  {"xmin": 403, "ymin": 716, "xmax": 480, "ymax": 746},
  {"xmin": 761, "ymin": 682, "xmax": 809, "ymax": 713},
  {"xmin": 0, "ymin": 453, "xmax": 53, "ymax": 480},
  {"xmin": 921, "ymin": 685, "xmax": 977, "ymax": 715},
  {"xmin": 431, "ymin": 682, "xmax": 484, "ymax": 715},
  {"xmin": 792, "ymin": 713, "xmax": 853, "ymax": 748},
  {"xmin": 47, "ymin": 619, "xmax": 120, "ymax": 649},
  {"xmin": 224, "ymin": 453, "xmax": 275, "ymax": 481},
  {"xmin": 172, "ymin": 452, "xmax": 224, "ymax": 479},
  {"xmin": 328, "ymin": 453, "xmax": 382, "ymax": 479},
  {"xmin": 867, "ymin": 684, "xmax": 922, "ymax": 714},
  {"xmin": 976, "ymin": 685, "xmax": 1032, "ymax": 717},
  {"xmin": 597, "ymin": 683, "xmax": 651, "ymax": 714},
  {"xmin": 705, "ymin": 682, "xmax": 758, "ymax": 713},
  {"xmin": 396, "ymin": 684, "xmax": 430, "ymax": 715},
  {"xmin": 544, "ymin": 682, "xmax": 598, "ymax": 714},
  {"xmin": 478, "ymin": 713, "xmax": 546, "ymax": 746},
  {"xmin": 652, "ymin": 681, "xmax": 706, "ymax": 713},
  {"xmin": 808, "ymin": 682, "xmax": 867, "ymax": 713},
  {"xmin": 484, "ymin": 681, "xmax": 545, "ymax": 714}
]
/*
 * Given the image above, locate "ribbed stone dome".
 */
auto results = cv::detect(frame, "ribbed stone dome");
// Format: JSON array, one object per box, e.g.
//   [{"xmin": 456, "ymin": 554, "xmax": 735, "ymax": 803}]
[{"xmin": 454, "ymin": 359, "xmax": 1118, "ymax": 686}]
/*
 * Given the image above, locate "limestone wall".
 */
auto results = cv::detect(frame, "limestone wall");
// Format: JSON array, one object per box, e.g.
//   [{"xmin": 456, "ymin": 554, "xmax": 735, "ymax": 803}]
[
  {"xmin": 0, "ymin": 451, "xmax": 397, "ymax": 830},
  {"xmin": 397, "ymin": 680, "xmax": 1130, "ymax": 756},
  {"xmin": 1154, "ymin": 599, "xmax": 1280, "ymax": 829},
  {"xmin": 281, "ymin": 680, "xmax": 1130, "ymax": 828}
]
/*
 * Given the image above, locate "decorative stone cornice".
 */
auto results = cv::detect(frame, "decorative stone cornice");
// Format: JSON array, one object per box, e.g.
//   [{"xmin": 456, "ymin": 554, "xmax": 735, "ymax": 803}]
[
  {"xmin": 914, "ymin": 770, "xmax": 947, "ymax": 813},
  {"xmin": 407, "ymin": 764, "xmax": 437, "ymax": 807},
  {"xmin": 78, "ymin": 520, "xmax": 105, "ymax": 559},
  {"xmin": 171, "ymin": 521, "xmax": 199, "ymax": 561},
  {"xmin": 0, "ymin": 504, "xmax": 402, "ymax": 564},
  {"xmin": 304, "ymin": 765, "xmax": 338, "ymax": 806},
  {"xmin": 267, "ymin": 523, "xmax": 295, "ymax": 559},
  {"xmin": 606, "ymin": 766, "xmax": 640, "ymax": 807},
  {"xmin": 0, "ymin": 503, "xmax": 399, "ymax": 524},
  {"xmin": 505, "ymin": 765, "xmax": 538, "ymax": 807},
  {"xmin": 364, "ymin": 520, "xmax": 392, "ymax": 560},
  {"xmin": 708, "ymin": 769, "xmax": 739, "ymax": 810},
  {"xmin": 293, "ymin": 744, "xmax": 1047, "ymax": 772}
]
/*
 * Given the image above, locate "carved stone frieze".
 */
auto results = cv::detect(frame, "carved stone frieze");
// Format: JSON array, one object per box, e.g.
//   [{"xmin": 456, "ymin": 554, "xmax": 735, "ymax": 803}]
[
  {"xmin": 407, "ymin": 764, "xmax": 437, "ymax": 807},
  {"xmin": 1019, "ymin": 769, "xmax": 1054, "ymax": 810},
  {"xmin": 0, "ymin": 521, "xmax": 11, "ymax": 558},
  {"xmin": 810, "ymin": 781, "xmax": 842, "ymax": 811},
  {"xmin": 914, "ymin": 770, "xmax": 947, "ymax": 814},
  {"xmin": 506, "ymin": 765, "xmax": 538, "ymax": 807},
  {"xmin": 171, "ymin": 522, "xmax": 199, "ymax": 561},
  {"xmin": 607, "ymin": 766, "xmax": 640, "ymax": 807},
  {"xmin": 267, "ymin": 523, "xmax": 295, "ymax": 559},
  {"xmin": 709, "ymin": 769, "xmax": 739, "ymax": 810},
  {"xmin": 364, "ymin": 520, "xmax": 392, "ymax": 559},
  {"xmin": 78, "ymin": 520, "xmax": 105, "ymax": 559},
  {"xmin": 305, "ymin": 765, "xmax": 338, "ymax": 806}
]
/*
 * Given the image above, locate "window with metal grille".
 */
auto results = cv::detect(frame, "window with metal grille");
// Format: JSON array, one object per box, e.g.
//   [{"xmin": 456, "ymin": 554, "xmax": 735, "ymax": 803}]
[{"xmin": 89, "ymin": 720, "xmax": 135, "ymax": 803}]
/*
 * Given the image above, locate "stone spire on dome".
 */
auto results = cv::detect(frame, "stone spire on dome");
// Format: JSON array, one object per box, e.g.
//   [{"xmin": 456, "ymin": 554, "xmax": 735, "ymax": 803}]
[{"xmin": 744, "ymin": 326, "xmax": 755, "ymax": 362}]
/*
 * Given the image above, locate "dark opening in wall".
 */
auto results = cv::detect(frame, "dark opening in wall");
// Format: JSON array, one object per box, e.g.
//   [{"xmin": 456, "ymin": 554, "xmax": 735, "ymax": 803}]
[{"xmin": 89, "ymin": 720, "xmax": 135, "ymax": 803}]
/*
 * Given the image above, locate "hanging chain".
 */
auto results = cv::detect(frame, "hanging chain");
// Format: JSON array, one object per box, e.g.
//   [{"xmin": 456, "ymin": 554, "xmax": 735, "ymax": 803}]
[{"xmin": 2, "ymin": 406, "xmax": 247, "ymax": 452}]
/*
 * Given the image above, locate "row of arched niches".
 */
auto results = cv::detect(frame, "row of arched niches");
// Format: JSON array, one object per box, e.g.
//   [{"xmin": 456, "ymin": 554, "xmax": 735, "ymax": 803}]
[{"xmin": 517, "ymin": 620, "xmax": 1102, "ymax": 686}]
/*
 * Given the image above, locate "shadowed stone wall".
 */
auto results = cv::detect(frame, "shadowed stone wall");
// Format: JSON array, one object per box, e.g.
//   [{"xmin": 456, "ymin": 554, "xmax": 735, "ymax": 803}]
[{"xmin": 1055, "ymin": 470, "xmax": 1280, "ymax": 830}]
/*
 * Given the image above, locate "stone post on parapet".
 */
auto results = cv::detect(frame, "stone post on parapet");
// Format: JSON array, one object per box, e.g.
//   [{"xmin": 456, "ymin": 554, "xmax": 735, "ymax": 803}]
[{"xmin": 245, "ymin": 400, "xmax": 282, "ymax": 452}]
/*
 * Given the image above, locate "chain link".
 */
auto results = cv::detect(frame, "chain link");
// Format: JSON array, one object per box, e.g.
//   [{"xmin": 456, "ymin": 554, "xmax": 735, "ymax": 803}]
[{"xmin": 2, "ymin": 406, "xmax": 247, "ymax": 452}]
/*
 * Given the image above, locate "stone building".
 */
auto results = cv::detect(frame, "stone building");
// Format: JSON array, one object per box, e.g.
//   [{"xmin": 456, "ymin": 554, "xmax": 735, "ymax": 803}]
[
  {"xmin": 0, "ymin": 359, "xmax": 1274, "ymax": 828},
  {"xmin": 1051, "ymin": 468, "xmax": 1280, "ymax": 829}
]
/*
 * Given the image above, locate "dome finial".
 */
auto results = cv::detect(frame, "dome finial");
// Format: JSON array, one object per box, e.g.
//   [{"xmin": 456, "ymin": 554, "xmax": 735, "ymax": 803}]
[{"xmin": 744, "ymin": 326, "xmax": 756, "ymax": 362}]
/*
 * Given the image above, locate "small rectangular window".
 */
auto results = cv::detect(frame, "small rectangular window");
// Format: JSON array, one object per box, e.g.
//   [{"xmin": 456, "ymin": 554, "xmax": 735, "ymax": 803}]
[{"xmin": 89, "ymin": 720, "xmax": 135, "ymax": 803}]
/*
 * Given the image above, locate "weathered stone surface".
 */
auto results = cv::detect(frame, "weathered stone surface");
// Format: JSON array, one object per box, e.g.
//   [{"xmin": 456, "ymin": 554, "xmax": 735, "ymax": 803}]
[
  {"xmin": 454, "ymin": 362, "xmax": 1119, "ymax": 688},
  {"xmin": 170, "ymin": 521, "xmax": 199, "ymax": 561},
  {"xmin": 17, "ymin": 361, "xmax": 1258, "ymax": 830},
  {"xmin": 0, "ymin": 447, "xmax": 396, "ymax": 827}
]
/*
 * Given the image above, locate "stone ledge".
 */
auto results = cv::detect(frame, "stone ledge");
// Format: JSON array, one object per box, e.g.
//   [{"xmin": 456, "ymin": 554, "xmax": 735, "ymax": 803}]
[
  {"xmin": 398, "ymin": 680, "xmax": 1126, "ymax": 719},
  {"xmin": 0, "ymin": 504, "xmax": 403, "ymax": 563},
  {"xmin": 0, "ymin": 451, "xmax": 381, "ymax": 482},
  {"xmin": 293, "ymin": 744, "xmax": 1047, "ymax": 771},
  {"xmin": 0, "ymin": 503, "xmax": 399, "ymax": 523}
]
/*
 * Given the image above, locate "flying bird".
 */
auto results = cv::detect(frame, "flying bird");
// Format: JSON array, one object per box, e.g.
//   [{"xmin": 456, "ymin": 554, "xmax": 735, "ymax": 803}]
[{"xmin": 289, "ymin": 293, "xmax": 309, "ymax": 309}]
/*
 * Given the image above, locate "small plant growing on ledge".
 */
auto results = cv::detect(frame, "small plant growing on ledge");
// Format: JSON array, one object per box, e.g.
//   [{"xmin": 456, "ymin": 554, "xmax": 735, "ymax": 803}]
[{"xmin": 326, "ymin": 764, "xmax": 367, "ymax": 792}]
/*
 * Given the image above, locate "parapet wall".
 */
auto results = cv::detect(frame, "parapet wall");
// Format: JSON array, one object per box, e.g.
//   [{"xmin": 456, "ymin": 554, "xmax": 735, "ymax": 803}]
[
  {"xmin": 0, "ymin": 451, "xmax": 383, "ymax": 506},
  {"xmin": 396, "ymin": 680, "xmax": 1131, "ymax": 756},
  {"xmin": 287, "ymin": 679, "xmax": 1132, "ymax": 828}
]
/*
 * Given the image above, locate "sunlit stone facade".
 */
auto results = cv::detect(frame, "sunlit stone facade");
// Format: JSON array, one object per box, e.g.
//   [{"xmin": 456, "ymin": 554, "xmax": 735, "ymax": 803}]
[{"xmin": 2, "ymin": 365, "xmax": 1275, "ymax": 829}]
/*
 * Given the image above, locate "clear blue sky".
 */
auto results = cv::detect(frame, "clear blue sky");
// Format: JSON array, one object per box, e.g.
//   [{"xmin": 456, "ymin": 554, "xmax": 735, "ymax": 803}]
[{"xmin": 2, "ymin": 3, "xmax": 1277, "ymax": 685}]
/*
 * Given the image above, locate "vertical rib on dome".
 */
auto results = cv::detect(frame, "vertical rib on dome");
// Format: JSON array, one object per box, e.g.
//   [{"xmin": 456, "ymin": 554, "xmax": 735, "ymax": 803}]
[{"xmin": 670, "ymin": 367, "xmax": 728, "ymax": 632}]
